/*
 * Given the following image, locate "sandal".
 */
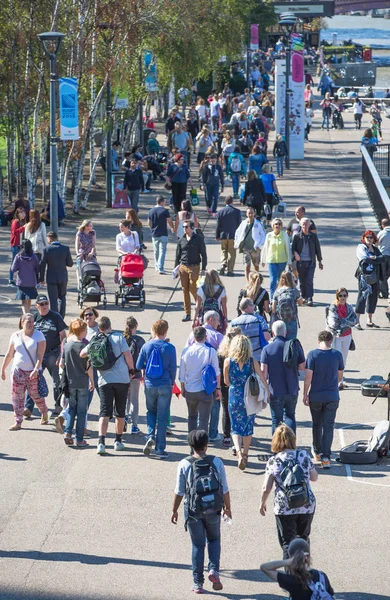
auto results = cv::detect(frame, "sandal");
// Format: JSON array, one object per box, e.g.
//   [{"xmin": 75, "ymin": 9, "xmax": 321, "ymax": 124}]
[
  {"xmin": 64, "ymin": 435, "xmax": 74, "ymax": 446},
  {"xmin": 41, "ymin": 413, "xmax": 49, "ymax": 425},
  {"xmin": 9, "ymin": 423, "xmax": 22, "ymax": 431},
  {"xmin": 241, "ymin": 453, "xmax": 248, "ymax": 470}
]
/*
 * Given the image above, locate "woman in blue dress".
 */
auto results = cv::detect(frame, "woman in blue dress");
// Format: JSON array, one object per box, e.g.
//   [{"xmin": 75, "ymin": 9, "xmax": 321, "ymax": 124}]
[{"xmin": 223, "ymin": 335, "xmax": 269, "ymax": 471}]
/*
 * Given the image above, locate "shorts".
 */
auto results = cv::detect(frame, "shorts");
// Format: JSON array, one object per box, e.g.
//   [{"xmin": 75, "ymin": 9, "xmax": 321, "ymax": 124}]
[
  {"xmin": 99, "ymin": 382, "xmax": 129, "ymax": 419},
  {"xmin": 16, "ymin": 286, "xmax": 38, "ymax": 301},
  {"xmin": 243, "ymin": 248, "xmax": 261, "ymax": 267}
]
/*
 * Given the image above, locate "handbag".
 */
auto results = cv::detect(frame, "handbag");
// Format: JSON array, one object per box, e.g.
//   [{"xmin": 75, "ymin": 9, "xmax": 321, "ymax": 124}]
[
  {"xmin": 271, "ymin": 192, "xmax": 281, "ymax": 207},
  {"xmin": 190, "ymin": 188, "xmax": 199, "ymax": 206},
  {"xmin": 18, "ymin": 334, "xmax": 49, "ymax": 397},
  {"xmin": 165, "ymin": 165, "xmax": 182, "ymax": 191},
  {"xmin": 349, "ymin": 337, "xmax": 356, "ymax": 351}
]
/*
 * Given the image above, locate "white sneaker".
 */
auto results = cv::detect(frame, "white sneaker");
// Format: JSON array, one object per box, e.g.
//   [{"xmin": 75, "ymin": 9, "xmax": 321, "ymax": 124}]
[
  {"xmin": 114, "ymin": 441, "xmax": 126, "ymax": 451},
  {"xmin": 97, "ymin": 443, "xmax": 106, "ymax": 455},
  {"xmin": 143, "ymin": 437, "xmax": 154, "ymax": 455}
]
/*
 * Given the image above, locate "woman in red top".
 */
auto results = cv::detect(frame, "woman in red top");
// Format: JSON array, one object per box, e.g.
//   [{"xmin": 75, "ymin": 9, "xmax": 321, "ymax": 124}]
[
  {"xmin": 9, "ymin": 208, "xmax": 26, "ymax": 286},
  {"xmin": 326, "ymin": 288, "xmax": 358, "ymax": 390}
]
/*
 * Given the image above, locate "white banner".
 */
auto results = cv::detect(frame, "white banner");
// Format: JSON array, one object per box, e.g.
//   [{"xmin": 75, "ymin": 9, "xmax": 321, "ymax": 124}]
[{"xmin": 275, "ymin": 59, "xmax": 305, "ymax": 160}]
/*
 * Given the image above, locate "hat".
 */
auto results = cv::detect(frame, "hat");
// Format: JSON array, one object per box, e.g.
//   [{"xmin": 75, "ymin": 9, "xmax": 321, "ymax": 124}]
[
  {"xmin": 174, "ymin": 153, "xmax": 184, "ymax": 162},
  {"xmin": 36, "ymin": 294, "xmax": 49, "ymax": 304}
]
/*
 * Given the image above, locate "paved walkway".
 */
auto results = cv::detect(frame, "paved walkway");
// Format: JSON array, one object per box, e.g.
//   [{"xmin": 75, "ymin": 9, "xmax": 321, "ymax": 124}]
[{"xmin": 0, "ymin": 108, "xmax": 389, "ymax": 600}]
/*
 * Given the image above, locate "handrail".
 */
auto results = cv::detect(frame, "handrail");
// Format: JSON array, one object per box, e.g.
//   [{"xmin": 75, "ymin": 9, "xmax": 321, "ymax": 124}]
[{"xmin": 361, "ymin": 144, "xmax": 390, "ymax": 223}]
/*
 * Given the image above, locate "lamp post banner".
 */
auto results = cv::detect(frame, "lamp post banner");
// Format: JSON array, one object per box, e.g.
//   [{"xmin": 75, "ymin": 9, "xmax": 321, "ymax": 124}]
[
  {"xmin": 59, "ymin": 77, "xmax": 79, "ymax": 140},
  {"xmin": 275, "ymin": 57, "xmax": 305, "ymax": 160},
  {"xmin": 250, "ymin": 24, "xmax": 259, "ymax": 50}
]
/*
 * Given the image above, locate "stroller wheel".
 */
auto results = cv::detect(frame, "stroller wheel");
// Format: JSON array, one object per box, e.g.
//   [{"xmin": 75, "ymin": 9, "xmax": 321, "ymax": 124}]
[
  {"xmin": 140, "ymin": 291, "xmax": 146, "ymax": 308},
  {"xmin": 115, "ymin": 293, "xmax": 118, "ymax": 306},
  {"xmin": 121, "ymin": 298, "xmax": 126, "ymax": 308},
  {"xmin": 103, "ymin": 300, "xmax": 107, "ymax": 309}
]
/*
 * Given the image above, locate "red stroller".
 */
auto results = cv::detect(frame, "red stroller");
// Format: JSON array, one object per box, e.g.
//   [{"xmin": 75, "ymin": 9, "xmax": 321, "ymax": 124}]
[{"xmin": 115, "ymin": 253, "xmax": 146, "ymax": 308}]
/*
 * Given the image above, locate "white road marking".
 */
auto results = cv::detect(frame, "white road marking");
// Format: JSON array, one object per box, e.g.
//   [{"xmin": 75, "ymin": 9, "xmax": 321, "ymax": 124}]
[
  {"xmin": 0, "ymin": 294, "xmax": 12, "ymax": 304},
  {"xmin": 338, "ymin": 423, "xmax": 390, "ymax": 488}
]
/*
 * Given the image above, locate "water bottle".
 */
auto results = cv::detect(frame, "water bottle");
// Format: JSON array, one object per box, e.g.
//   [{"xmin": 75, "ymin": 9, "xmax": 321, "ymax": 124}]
[{"xmin": 223, "ymin": 515, "xmax": 232, "ymax": 526}]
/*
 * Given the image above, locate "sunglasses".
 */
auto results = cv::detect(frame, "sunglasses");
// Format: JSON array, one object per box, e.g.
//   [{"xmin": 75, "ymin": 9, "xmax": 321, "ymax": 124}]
[
  {"xmin": 273, "ymin": 223, "xmax": 281, "ymax": 227},
  {"xmin": 184, "ymin": 225, "xmax": 191, "ymax": 229},
  {"xmin": 84, "ymin": 313, "xmax": 94, "ymax": 317},
  {"xmin": 338, "ymin": 294, "xmax": 347, "ymax": 298},
  {"xmin": 38, "ymin": 302, "xmax": 49, "ymax": 306},
  {"xmin": 365, "ymin": 236, "xmax": 373, "ymax": 239}
]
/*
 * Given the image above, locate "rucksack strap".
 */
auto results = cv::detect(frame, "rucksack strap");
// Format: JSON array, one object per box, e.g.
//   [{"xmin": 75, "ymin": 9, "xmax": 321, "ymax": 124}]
[{"xmin": 254, "ymin": 288, "xmax": 267, "ymax": 307}]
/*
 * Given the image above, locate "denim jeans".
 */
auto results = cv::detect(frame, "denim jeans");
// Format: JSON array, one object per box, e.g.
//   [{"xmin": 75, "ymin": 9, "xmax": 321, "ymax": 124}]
[
  {"xmin": 65, "ymin": 388, "xmax": 89, "ymax": 442},
  {"xmin": 128, "ymin": 189, "xmax": 140, "ymax": 213},
  {"xmin": 285, "ymin": 320, "xmax": 298, "ymax": 341},
  {"xmin": 309, "ymin": 401, "xmax": 339, "ymax": 459},
  {"xmin": 270, "ymin": 394, "xmax": 298, "ymax": 434},
  {"xmin": 186, "ymin": 512, "xmax": 221, "ymax": 585},
  {"xmin": 322, "ymin": 110, "xmax": 330, "ymax": 128},
  {"xmin": 231, "ymin": 173, "xmax": 240, "ymax": 195},
  {"xmin": 276, "ymin": 156, "xmax": 284, "ymax": 177},
  {"xmin": 297, "ymin": 260, "xmax": 316, "ymax": 301},
  {"xmin": 152, "ymin": 236, "xmax": 168, "ymax": 272},
  {"xmin": 208, "ymin": 396, "xmax": 220, "ymax": 439},
  {"xmin": 145, "ymin": 385, "xmax": 172, "ymax": 452},
  {"xmin": 9, "ymin": 246, "xmax": 19, "ymax": 282},
  {"xmin": 25, "ymin": 348, "xmax": 61, "ymax": 411},
  {"xmin": 205, "ymin": 183, "xmax": 220, "ymax": 213},
  {"xmin": 268, "ymin": 262, "xmax": 286, "ymax": 300}
]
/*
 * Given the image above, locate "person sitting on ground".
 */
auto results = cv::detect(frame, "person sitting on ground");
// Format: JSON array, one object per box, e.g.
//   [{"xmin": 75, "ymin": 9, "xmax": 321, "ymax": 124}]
[{"xmin": 260, "ymin": 537, "xmax": 334, "ymax": 598}]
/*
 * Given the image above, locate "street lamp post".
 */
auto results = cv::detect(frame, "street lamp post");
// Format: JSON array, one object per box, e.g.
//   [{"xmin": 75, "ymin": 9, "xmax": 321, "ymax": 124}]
[
  {"xmin": 278, "ymin": 14, "xmax": 297, "ymax": 170},
  {"xmin": 98, "ymin": 23, "xmax": 115, "ymax": 208},
  {"xmin": 37, "ymin": 32, "xmax": 65, "ymax": 234}
]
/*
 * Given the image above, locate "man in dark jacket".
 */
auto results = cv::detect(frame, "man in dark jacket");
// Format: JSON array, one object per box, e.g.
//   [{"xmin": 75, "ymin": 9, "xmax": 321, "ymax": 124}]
[
  {"xmin": 215, "ymin": 196, "xmax": 241, "ymax": 276},
  {"xmin": 40, "ymin": 231, "xmax": 73, "ymax": 317},
  {"xmin": 292, "ymin": 218, "xmax": 323, "ymax": 306},
  {"xmin": 175, "ymin": 220, "xmax": 207, "ymax": 322},
  {"xmin": 123, "ymin": 158, "xmax": 144, "ymax": 213},
  {"xmin": 202, "ymin": 155, "xmax": 224, "ymax": 215}
]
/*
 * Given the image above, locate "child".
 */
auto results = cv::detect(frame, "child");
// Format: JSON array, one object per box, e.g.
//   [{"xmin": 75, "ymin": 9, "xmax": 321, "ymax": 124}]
[
  {"xmin": 63, "ymin": 318, "xmax": 94, "ymax": 447},
  {"xmin": 123, "ymin": 317, "xmax": 145, "ymax": 434}
]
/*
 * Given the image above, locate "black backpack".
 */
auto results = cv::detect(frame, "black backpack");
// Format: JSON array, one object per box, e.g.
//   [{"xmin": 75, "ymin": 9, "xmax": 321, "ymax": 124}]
[
  {"xmin": 200, "ymin": 286, "xmax": 223, "ymax": 322},
  {"xmin": 280, "ymin": 451, "xmax": 310, "ymax": 509},
  {"xmin": 88, "ymin": 332, "xmax": 120, "ymax": 371},
  {"xmin": 283, "ymin": 338, "xmax": 304, "ymax": 371},
  {"xmin": 185, "ymin": 455, "xmax": 224, "ymax": 517}
]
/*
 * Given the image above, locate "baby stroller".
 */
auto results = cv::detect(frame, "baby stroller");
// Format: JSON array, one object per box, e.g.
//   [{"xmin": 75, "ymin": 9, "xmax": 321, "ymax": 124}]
[
  {"xmin": 77, "ymin": 259, "xmax": 107, "ymax": 309},
  {"xmin": 115, "ymin": 253, "xmax": 146, "ymax": 308}
]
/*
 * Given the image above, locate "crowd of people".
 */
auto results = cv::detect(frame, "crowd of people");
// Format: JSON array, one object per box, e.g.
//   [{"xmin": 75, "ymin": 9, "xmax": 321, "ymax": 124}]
[{"xmin": 3, "ymin": 49, "xmax": 390, "ymax": 599}]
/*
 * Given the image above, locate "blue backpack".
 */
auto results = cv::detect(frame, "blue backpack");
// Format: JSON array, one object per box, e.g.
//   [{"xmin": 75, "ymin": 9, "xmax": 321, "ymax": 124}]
[
  {"xmin": 202, "ymin": 347, "xmax": 218, "ymax": 395},
  {"xmin": 145, "ymin": 343, "xmax": 165, "ymax": 379}
]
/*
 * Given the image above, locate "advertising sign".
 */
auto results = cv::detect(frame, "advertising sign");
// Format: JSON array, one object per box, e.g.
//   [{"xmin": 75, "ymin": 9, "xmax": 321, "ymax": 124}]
[
  {"xmin": 250, "ymin": 24, "xmax": 259, "ymax": 50},
  {"xmin": 275, "ymin": 57, "xmax": 305, "ymax": 160},
  {"xmin": 59, "ymin": 77, "xmax": 79, "ymax": 140},
  {"xmin": 144, "ymin": 50, "xmax": 158, "ymax": 92}
]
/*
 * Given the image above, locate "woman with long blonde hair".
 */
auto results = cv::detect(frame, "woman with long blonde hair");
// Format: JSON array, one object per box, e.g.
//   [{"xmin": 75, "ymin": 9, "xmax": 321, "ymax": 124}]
[
  {"xmin": 260, "ymin": 424, "xmax": 318, "ymax": 560},
  {"xmin": 237, "ymin": 271, "xmax": 270, "ymax": 317},
  {"xmin": 217, "ymin": 326, "xmax": 241, "ymax": 448},
  {"xmin": 223, "ymin": 334, "xmax": 268, "ymax": 469},
  {"xmin": 193, "ymin": 269, "xmax": 227, "ymax": 333}
]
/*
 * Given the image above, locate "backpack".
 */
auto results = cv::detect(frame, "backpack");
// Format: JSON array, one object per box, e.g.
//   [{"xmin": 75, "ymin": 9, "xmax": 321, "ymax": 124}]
[
  {"xmin": 88, "ymin": 332, "xmax": 120, "ymax": 371},
  {"xmin": 230, "ymin": 156, "xmax": 242, "ymax": 173},
  {"xmin": 202, "ymin": 347, "xmax": 218, "ymax": 395},
  {"xmin": 280, "ymin": 450, "xmax": 310, "ymax": 509},
  {"xmin": 145, "ymin": 343, "xmax": 165, "ymax": 379},
  {"xmin": 200, "ymin": 286, "xmax": 224, "ymax": 322},
  {"xmin": 185, "ymin": 455, "xmax": 224, "ymax": 517},
  {"xmin": 275, "ymin": 143, "xmax": 285, "ymax": 157},
  {"xmin": 308, "ymin": 571, "xmax": 335, "ymax": 600},
  {"xmin": 276, "ymin": 288, "xmax": 297, "ymax": 322},
  {"xmin": 283, "ymin": 338, "xmax": 304, "ymax": 371},
  {"xmin": 127, "ymin": 335, "xmax": 144, "ymax": 375}
]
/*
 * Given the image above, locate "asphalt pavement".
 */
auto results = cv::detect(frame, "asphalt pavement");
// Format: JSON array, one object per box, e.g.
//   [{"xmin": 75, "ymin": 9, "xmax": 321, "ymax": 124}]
[{"xmin": 0, "ymin": 107, "xmax": 389, "ymax": 600}]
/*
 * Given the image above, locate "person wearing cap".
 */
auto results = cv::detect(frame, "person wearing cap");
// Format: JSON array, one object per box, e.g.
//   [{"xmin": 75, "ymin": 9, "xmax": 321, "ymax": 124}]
[
  {"xmin": 39, "ymin": 231, "xmax": 73, "ymax": 318},
  {"xmin": 166, "ymin": 154, "xmax": 193, "ymax": 213},
  {"xmin": 24, "ymin": 294, "xmax": 67, "ymax": 418}
]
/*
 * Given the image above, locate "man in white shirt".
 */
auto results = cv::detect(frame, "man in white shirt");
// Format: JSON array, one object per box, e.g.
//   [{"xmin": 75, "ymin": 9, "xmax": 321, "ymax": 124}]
[{"xmin": 179, "ymin": 326, "xmax": 221, "ymax": 432}]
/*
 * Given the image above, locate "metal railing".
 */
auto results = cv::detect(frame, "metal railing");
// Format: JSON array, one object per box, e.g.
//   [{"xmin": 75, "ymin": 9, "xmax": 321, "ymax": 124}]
[
  {"xmin": 361, "ymin": 145, "xmax": 390, "ymax": 223},
  {"xmin": 372, "ymin": 144, "xmax": 390, "ymax": 178}
]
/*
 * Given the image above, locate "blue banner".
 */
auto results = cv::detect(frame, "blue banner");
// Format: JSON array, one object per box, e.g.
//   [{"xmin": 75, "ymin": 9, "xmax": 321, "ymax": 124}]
[
  {"xmin": 144, "ymin": 51, "xmax": 158, "ymax": 92},
  {"xmin": 59, "ymin": 77, "xmax": 79, "ymax": 140}
]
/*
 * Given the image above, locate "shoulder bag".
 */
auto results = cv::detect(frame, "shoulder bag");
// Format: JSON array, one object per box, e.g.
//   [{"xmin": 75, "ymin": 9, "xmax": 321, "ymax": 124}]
[
  {"xmin": 165, "ymin": 166, "xmax": 182, "ymax": 191},
  {"xmin": 18, "ymin": 334, "xmax": 49, "ymax": 397}
]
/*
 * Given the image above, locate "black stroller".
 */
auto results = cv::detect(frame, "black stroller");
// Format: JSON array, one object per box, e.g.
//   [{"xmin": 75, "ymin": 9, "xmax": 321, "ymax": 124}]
[{"xmin": 77, "ymin": 259, "xmax": 107, "ymax": 309}]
